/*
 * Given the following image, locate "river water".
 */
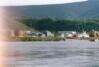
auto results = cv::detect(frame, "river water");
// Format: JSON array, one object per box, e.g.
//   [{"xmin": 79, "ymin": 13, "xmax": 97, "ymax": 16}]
[{"xmin": 1, "ymin": 40, "xmax": 99, "ymax": 67}]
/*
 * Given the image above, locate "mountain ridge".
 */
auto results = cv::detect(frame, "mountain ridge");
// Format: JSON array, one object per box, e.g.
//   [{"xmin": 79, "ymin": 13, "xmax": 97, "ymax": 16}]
[{"xmin": 1, "ymin": 0, "xmax": 99, "ymax": 19}]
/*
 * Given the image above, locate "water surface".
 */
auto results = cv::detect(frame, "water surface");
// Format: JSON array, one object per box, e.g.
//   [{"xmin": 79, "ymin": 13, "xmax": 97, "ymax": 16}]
[{"xmin": 2, "ymin": 40, "xmax": 99, "ymax": 67}]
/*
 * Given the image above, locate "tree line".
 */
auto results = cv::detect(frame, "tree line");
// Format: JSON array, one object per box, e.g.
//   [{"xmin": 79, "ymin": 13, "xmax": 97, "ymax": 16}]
[{"xmin": 17, "ymin": 17, "xmax": 99, "ymax": 32}]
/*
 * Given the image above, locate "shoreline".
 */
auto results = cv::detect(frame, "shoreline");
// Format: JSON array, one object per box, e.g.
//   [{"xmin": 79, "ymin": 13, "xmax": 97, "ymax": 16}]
[{"xmin": 0, "ymin": 39, "xmax": 98, "ymax": 42}]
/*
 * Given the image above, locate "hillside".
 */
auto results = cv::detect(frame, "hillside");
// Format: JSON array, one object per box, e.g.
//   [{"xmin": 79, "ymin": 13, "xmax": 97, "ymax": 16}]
[
  {"xmin": 1, "ymin": 0, "xmax": 99, "ymax": 19},
  {"xmin": 17, "ymin": 17, "xmax": 99, "ymax": 31}
]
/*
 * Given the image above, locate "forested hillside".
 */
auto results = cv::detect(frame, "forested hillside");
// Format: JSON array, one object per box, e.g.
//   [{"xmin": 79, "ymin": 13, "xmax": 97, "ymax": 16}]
[{"xmin": 17, "ymin": 17, "xmax": 99, "ymax": 31}]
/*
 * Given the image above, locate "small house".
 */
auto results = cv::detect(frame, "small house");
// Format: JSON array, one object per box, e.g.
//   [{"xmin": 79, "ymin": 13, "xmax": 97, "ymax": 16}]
[
  {"xmin": 44, "ymin": 31, "xmax": 54, "ymax": 37},
  {"xmin": 78, "ymin": 32, "xmax": 89, "ymax": 39}
]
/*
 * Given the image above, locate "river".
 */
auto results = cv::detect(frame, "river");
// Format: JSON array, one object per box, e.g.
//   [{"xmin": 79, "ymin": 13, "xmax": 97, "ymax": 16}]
[{"xmin": 1, "ymin": 40, "xmax": 99, "ymax": 67}]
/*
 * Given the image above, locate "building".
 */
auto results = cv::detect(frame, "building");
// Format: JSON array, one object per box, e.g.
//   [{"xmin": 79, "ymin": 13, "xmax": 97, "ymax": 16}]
[
  {"xmin": 44, "ymin": 31, "xmax": 54, "ymax": 37},
  {"xmin": 78, "ymin": 32, "xmax": 89, "ymax": 39},
  {"xmin": 58, "ymin": 31, "xmax": 77, "ymax": 38}
]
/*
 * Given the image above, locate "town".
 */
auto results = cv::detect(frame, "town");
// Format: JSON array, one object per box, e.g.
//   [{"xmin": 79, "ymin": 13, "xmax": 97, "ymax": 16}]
[{"xmin": 0, "ymin": 30, "xmax": 99, "ymax": 41}]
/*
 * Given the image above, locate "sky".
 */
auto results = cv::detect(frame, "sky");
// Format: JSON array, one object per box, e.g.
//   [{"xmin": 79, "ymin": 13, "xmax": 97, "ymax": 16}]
[{"xmin": 0, "ymin": 0, "xmax": 87, "ymax": 6}]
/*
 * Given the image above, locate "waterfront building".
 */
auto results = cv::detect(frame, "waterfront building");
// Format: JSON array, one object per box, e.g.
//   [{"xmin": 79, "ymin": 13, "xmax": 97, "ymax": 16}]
[
  {"xmin": 44, "ymin": 31, "xmax": 54, "ymax": 37},
  {"xmin": 58, "ymin": 31, "xmax": 77, "ymax": 39},
  {"xmin": 78, "ymin": 32, "xmax": 89, "ymax": 39}
]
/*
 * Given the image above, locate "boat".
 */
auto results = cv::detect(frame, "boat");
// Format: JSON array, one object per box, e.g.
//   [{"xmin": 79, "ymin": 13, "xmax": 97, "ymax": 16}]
[{"xmin": 89, "ymin": 38, "xmax": 98, "ymax": 42}]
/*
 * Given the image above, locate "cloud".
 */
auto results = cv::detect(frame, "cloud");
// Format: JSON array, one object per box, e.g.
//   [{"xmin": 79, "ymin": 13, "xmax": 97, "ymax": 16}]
[{"xmin": 0, "ymin": 0, "xmax": 87, "ymax": 6}]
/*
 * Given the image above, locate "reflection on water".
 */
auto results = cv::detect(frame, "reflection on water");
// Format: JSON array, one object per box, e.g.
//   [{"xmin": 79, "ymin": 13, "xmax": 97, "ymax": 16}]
[{"xmin": 2, "ymin": 40, "xmax": 99, "ymax": 67}]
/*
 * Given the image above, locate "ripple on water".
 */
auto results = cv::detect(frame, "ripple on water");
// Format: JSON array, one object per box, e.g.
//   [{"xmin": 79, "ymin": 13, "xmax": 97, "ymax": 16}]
[{"xmin": 4, "ymin": 41, "xmax": 99, "ymax": 67}]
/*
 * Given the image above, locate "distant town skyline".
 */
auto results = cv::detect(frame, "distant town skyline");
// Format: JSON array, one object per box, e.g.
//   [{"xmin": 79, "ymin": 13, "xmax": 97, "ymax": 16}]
[{"xmin": 0, "ymin": 0, "xmax": 87, "ymax": 6}]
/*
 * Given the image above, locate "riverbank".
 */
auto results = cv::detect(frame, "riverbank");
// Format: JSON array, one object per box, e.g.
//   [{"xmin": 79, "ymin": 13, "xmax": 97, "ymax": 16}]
[
  {"xmin": 1, "ymin": 36, "xmax": 98, "ymax": 42},
  {"xmin": 3, "ymin": 37, "xmax": 64, "ymax": 41}
]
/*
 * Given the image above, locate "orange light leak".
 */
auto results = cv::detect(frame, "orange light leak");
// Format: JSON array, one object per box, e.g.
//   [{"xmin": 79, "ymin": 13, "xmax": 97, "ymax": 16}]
[
  {"xmin": 0, "ymin": 8, "xmax": 7, "ymax": 67},
  {"xmin": 0, "ymin": 42, "xmax": 6, "ymax": 67}
]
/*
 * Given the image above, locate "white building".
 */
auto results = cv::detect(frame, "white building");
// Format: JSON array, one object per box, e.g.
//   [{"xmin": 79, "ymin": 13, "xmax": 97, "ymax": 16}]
[
  {"xmin": 58, "ymin": 31, "xmax": 77, "ymax": 38},
  {"xmin": 67, "ymin": 34, "xmax": 74, "ymax": 38},
  {"xmin": 60, "ymin": 33, "xmax": 65, "ymax": 38},
  {"xmin": 45, "ymin": 31, "xmax": 54, "ymax": 37},
  {"xmin": 78, "ymin": 32, "xmax": 89, "ymax": 39}
]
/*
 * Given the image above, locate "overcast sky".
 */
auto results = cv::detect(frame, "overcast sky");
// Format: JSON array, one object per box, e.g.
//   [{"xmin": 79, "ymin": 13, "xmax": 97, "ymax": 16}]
[{"xmin": 0, "ymin": 0, "xmax": 87, "ymax": 6}]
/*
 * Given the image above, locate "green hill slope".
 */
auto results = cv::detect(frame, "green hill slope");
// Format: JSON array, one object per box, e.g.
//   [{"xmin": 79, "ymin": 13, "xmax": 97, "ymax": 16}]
[{"xmin": 2, "ymin": 0, "xmax": 99, "ymax": 19}]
